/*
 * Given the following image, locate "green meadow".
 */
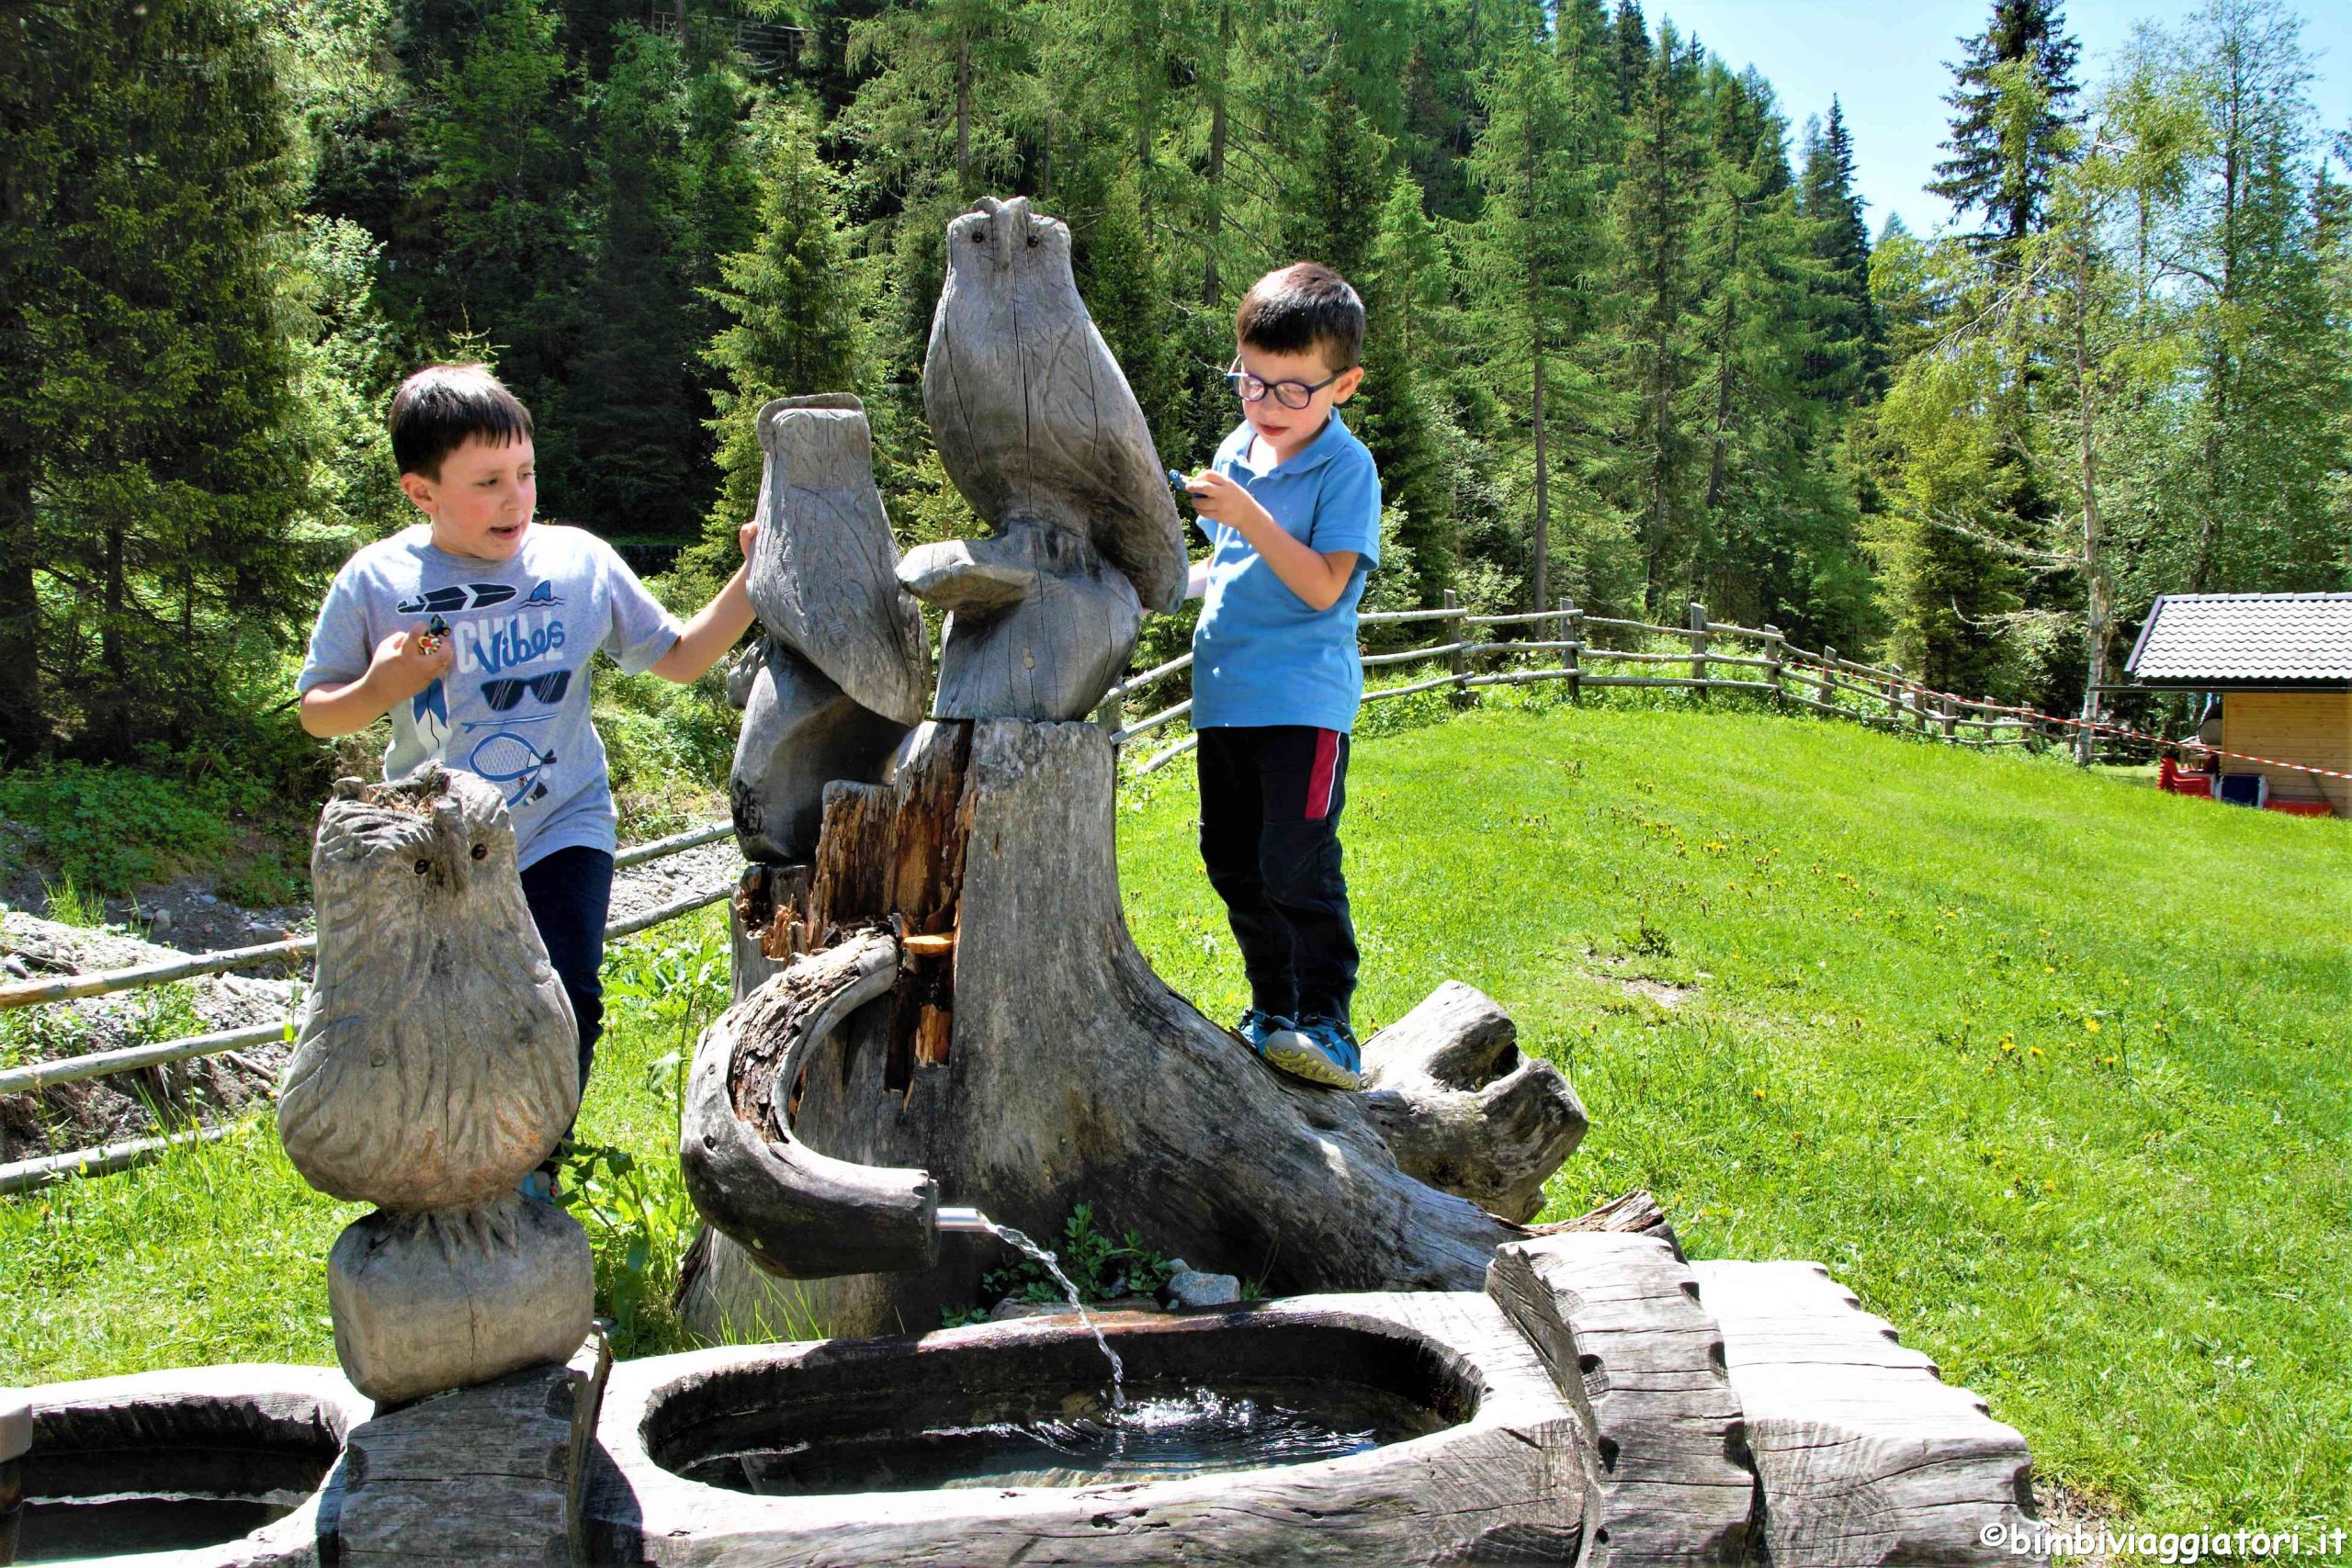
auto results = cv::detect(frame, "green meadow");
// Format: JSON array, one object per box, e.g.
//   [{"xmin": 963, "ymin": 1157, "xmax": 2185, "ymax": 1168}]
[{"xmin": 6, "ymin": 696, "xmax": 2347, "ymax": 1537}]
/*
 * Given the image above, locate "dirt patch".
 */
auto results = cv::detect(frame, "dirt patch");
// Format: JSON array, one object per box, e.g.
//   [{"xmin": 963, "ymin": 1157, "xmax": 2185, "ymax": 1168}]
[{"xmin": 1582, "ymin": 958, "xmax": 1700, "ymax": 1009}]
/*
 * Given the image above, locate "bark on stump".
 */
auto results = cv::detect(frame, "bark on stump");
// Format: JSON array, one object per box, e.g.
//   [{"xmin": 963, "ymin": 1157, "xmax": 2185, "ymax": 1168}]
[{"xmin": 682, "ymin": 718, "xmax": 1588, "ymax": 1338}]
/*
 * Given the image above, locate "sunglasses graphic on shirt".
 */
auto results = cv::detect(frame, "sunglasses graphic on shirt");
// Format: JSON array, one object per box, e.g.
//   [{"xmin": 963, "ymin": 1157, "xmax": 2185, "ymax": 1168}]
[{"xmin": 479, "ymin": 669, "xmax": 571, "ymax": 711}]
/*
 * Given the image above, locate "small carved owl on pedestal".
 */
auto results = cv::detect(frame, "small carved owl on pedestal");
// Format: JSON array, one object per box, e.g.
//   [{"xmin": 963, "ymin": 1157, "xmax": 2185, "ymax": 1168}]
[{"xmin": 279, "ymin": 768, "xmax": 591, "ymax": 1404}]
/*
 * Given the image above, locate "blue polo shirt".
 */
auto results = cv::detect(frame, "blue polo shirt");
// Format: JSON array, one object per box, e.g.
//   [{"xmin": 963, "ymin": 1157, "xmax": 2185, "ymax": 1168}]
[{"xmin": 1192, "ymin": 411, "xmax": 1382, "ymax": 733}]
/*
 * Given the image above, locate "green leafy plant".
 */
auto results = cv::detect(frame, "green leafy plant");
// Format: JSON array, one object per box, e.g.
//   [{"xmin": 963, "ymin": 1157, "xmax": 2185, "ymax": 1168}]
[
  {"xmin": 978, "ymin": 1202, "xmax": 1181, "ymax": 1310},
  {"xmin": 604, "ymin": 921, "xmax": 729, "ymax": 1060},
  {"xmin": 559, "ymin": 1140, "xmax": 697, "ymax": 1357}
]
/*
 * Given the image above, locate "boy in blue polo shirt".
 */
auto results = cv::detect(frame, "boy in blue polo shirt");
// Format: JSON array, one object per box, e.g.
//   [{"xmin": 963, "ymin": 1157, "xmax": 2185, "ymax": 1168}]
[{"xmin": 1176, "ymin": 263, "xmax": 1381, "ymax": 1090}]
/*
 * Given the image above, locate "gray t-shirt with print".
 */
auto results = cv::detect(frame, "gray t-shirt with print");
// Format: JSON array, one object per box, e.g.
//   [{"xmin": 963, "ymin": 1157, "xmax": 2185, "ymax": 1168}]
[{"xmin": 298, "ymin": 524, "xmax": 684, "ymax": 869}]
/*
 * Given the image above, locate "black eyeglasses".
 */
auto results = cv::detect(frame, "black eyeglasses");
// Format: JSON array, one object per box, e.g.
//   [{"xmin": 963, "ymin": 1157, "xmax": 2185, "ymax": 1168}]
[
  {"xmin": 1226, "ymin": 360, "xmax": 1342, "ymax": 411},
  {"xmin": 480, "ymin": 670, "xmax": 571, "ymax": 711}
]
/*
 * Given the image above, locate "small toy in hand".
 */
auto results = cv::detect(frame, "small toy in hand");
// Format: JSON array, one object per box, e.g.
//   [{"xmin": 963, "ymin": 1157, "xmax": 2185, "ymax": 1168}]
[
  {"xmin": 417, "ymin": 614, "xmax": 449, "ymax": 655},
  {"xmin": 1169, "ymin": 468, "xmax": 1199, "ymax": 497}
]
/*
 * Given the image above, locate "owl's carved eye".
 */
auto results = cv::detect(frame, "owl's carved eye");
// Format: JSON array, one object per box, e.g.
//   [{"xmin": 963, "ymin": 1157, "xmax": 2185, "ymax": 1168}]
[
  {"xmin": 969, "ymin": 228, "xmax": 989, "ymax": 243},
  {"xmin": 471, "ymin": 843, "xmax": 488, "ymax": 861},
  {"xmin": 413, "ymin": 859, "xmax": 430, "ymax": 875},
  {"xmin": 1025, "ymin": 234, "xmax": 1038, "ymax": 248}
]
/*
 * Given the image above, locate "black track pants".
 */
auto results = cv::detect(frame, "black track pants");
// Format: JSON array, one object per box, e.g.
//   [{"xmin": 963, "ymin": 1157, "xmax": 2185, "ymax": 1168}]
[{"xmin": 1195, "ymin": 725, "xmax": 1359, "ymax": 1027}]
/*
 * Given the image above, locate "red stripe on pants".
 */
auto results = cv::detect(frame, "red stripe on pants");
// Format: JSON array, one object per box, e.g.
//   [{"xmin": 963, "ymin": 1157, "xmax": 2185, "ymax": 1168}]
[{"xmin": 1306, "ymin": 728, "xmax": 1339, "ymax": 821}]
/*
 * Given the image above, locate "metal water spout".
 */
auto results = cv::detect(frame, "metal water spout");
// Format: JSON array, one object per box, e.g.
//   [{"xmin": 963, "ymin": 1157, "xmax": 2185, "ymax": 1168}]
[{"xmin": 933, "ymin": 1206, "xmax": 994, "ymax": 1235}]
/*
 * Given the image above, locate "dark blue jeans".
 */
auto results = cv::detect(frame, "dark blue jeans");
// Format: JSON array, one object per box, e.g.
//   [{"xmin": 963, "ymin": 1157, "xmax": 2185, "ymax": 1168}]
[
  {"xmin": 519, "ymin": 845, "xmax": 614, "ymax": 1109},
  {"xmin": 1196, "ymin": 725, "xmax": 1359, "ymax": 1027}
]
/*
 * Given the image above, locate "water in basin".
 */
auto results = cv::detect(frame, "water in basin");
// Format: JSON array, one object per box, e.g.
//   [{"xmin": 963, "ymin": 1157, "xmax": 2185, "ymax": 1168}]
[
  {"xmin": 676, "ymin": 1381, "xmax": 1446, "ymax": 1495},
  {"xmin": 16, "ymin": 1495, "xmax": 303, "ymax": 1562}
]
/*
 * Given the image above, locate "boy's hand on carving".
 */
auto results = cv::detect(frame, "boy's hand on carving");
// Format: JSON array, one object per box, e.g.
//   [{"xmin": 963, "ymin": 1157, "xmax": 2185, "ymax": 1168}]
[
  {"xmin": 738, "ymin": 517, "xmax": 759, "ymax": 560},
  {"xmin": 368, "ymin": 626, "xmax": 455, "ymax": 704}
]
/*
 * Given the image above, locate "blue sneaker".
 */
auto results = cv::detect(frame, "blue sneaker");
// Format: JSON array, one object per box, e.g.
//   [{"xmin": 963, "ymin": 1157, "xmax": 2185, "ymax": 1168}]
[
  {"xmin": 1234, "ymin": 1008, "xmax": 1293, "ymax": 1055},
  {"xmin": 1262, "ymin": 1015, "xmax": 1363, "ymax": 1090}
]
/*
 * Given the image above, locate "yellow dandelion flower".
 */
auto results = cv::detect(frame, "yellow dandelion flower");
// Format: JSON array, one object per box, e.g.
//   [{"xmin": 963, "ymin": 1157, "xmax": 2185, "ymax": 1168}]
[
  {"xmin": 2084, "ymin": 1018, "xmax": 2101, "ymax": 1033},
  {"xmin": 2028, "ymin": 1046, "xmax": 2044, "ymax": 1058}
]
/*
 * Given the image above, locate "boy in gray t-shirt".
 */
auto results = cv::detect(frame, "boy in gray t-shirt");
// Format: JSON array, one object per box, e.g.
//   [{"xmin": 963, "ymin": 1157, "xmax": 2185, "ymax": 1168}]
[{"xmin": 299, "ymin": 366, "xmax": 756, "ymax": 1167}]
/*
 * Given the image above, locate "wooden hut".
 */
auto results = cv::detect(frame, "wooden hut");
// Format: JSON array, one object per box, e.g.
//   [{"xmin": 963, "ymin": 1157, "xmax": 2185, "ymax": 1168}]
[{"xmin": 2126, "ymin": 592, "xmax": 2352, "ymax": 816}]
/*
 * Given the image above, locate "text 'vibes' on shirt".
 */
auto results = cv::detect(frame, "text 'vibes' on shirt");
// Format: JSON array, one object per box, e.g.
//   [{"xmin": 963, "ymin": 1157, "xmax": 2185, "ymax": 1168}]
[
  {"xmin": 297, "ymin": 525, "xmax": 684, "ymax": 870},
  {"xmin": 1191, "ymin": 411, "xmax": 1383, "ymax": 734}
]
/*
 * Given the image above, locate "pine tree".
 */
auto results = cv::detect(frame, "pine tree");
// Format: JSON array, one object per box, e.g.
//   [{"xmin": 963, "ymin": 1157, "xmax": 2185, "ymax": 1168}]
[
  {"xmin": 406, "ymin": 0, "xmax": 590, "ymax": 495},
  {"xmin": 1929, "ymin": 0, "xmax": 2081, "ymax": 255},
  {"xmin": 678, "ymin": 100, "xmax": 875, "ymax": 601},
  {"xmin": 1690, "ymin": 66, "xmax": 1840, "ymax": 626},
  {"xmin": 0, "ymin": 1, "xmax": 62, "ymax": 755},
  {"xmin": 1798, "ymin": 98, "xmax": 1883, "ymax": 405},
  {"xmin": 1611, "ymin": 18, "xmax": 1710, "ymax": 612},
  {"xmin": 15, "ymin": 0, "xmax": 311, "ymax": 755},
  {"xmin": 1358, "ymin": 171, "xmax": 1457, "ymax": 602},
  {"xmin": 568, "ymin": 28, "xmax": 737, "ymax": 543},
  {"xmin": 1464, "ymin": 0, "xmax": 1616, "ymax": 613}
]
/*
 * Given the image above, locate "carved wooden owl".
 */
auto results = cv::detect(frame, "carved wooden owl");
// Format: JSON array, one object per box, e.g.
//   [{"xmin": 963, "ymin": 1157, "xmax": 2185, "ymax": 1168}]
[
  {"xmin": 922, "ymin": 196, "xmax": 1188, "ymax": 615},
  {"xmin": 277, "ymin": 768, "xmax": 579, "ymax": 1213}
]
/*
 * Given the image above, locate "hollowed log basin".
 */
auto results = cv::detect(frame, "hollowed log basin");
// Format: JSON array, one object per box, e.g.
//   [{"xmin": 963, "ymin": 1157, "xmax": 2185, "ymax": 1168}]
[
  {"xmin": 12, "ymin": 1365, "xmax": 368, "ymax": 1566},
  {"xmin": 584, "ymin": 1292, "xmax": 1599, "ymax": 1564}
]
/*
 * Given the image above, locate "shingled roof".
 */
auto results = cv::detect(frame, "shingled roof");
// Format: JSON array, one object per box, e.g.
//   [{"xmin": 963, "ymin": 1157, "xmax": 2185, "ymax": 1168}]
[{"xmin": 2126, "ymin": 592, "xmax": 2352, "ymax": 687}]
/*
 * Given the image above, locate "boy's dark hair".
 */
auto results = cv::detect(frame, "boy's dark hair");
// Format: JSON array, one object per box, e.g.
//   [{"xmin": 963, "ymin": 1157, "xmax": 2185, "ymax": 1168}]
[
  {"xmin": 1236, "ymin": 263, "xmax": 1364, "ymax": 372},
  {"xmin": 389, "ymin": 364, "xmax": 534, "ymax": 479}
]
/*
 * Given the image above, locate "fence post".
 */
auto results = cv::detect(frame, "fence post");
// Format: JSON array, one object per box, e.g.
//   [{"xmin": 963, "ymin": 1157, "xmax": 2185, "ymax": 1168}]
[
  {"xmin": 1563, "ymin": 599, "xmax": 1582, "ymax": 705},
  {"xmin": 1941, "ymin": 694, "xmax": 1959, "ymax": 743},
  {"xmin": 1761, "ymin": 624, "xmax": 1783, "ymax": 705},
  {"xmin": 1444, "ymin": 589, "xmax": 1472, "ymax": 707},
  {"xmin": 1687, "ymin": 601, "xmax": 1710, "ymax": 694},
  {"xmin": 1885, "ymin": 662, "xmax": 1905, "ymax": 726},
  {"xmin": 1821, "ymin": 646, "xmax": 1838, "ymax": 713}
]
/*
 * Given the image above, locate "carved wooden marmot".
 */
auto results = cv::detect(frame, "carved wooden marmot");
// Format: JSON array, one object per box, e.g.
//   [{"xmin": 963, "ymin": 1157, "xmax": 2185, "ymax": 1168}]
[
  {"xmin": 278, "ymin": 768, "xmax": 578, "ymax": 1213},
  {"xmin": 731, "ymin": 396, "xmax": 929, "ymax": 863}
]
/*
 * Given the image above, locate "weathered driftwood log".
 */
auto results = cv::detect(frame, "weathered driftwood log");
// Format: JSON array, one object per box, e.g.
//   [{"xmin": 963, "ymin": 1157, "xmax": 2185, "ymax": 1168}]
[
  {"xmin": 731, "ymin": 395, "xmax": 927, "ymax": 862},
  {"xmin": 1360, "ymin": 981, "xmax": 1588, "ymax": 1224},
  {"xmin": 1690, "ymin": 1258, "xmax": 2041, "ymax": 1567},
  {"xmin": 278, "ymin": 769, "xmax": 578, "ymax": 1211},
  {"xmin": 902, "ymin": 197, "xmax": 1187, "ymax": 722},
  {"xmin": 682, "ymin": 718, "xmax": 1587, "ymax": 1339},
  {"xmin": 323, "ymin": 1331, "xmax": 611, "ymax": 1567},
  {"xmin": 1488, "ymin": 1234, "xmax": 1756, "ymax": 1567}
]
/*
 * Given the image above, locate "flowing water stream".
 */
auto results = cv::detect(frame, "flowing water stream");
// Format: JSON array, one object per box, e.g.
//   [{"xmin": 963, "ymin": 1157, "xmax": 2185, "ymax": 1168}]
[{"xmin": 973, "ymin": 1216, "xmax": 1127, "ymax": 1410}]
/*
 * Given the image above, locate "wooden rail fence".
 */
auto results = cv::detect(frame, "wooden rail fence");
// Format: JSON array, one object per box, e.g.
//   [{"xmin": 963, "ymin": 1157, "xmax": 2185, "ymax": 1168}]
[
  {"xmin": 0, "ymin": 821, "xmax": 741, "ymax": 1195},
  {"xmin": 1097, "ymin": 599, "xmax": 2075, "ymax": 778}
]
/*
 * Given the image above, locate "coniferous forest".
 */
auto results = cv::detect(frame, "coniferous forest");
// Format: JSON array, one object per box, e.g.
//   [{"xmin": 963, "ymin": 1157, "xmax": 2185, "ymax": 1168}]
[{"xmin": 2, "ymin": 0, "xmax": 2347, "ymax": 769}]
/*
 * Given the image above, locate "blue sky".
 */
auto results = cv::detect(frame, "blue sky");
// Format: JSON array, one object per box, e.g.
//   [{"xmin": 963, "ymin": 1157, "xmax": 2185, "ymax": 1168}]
[{"xmin": 1648, "ymin": 0, "xmax": 2352, "ymax": 238}]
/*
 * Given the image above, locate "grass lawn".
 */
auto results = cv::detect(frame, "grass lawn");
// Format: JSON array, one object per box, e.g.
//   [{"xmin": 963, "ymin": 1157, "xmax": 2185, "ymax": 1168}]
[{"xmin": 6, "ymin": 694, "xmax": 2347, "ymax": 1538}]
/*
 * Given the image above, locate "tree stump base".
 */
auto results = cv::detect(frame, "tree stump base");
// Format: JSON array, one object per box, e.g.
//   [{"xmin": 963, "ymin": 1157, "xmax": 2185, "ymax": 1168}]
[{"xmin": 682, "ymin": 717, "xmax": 1587, "ymax": 1339}]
